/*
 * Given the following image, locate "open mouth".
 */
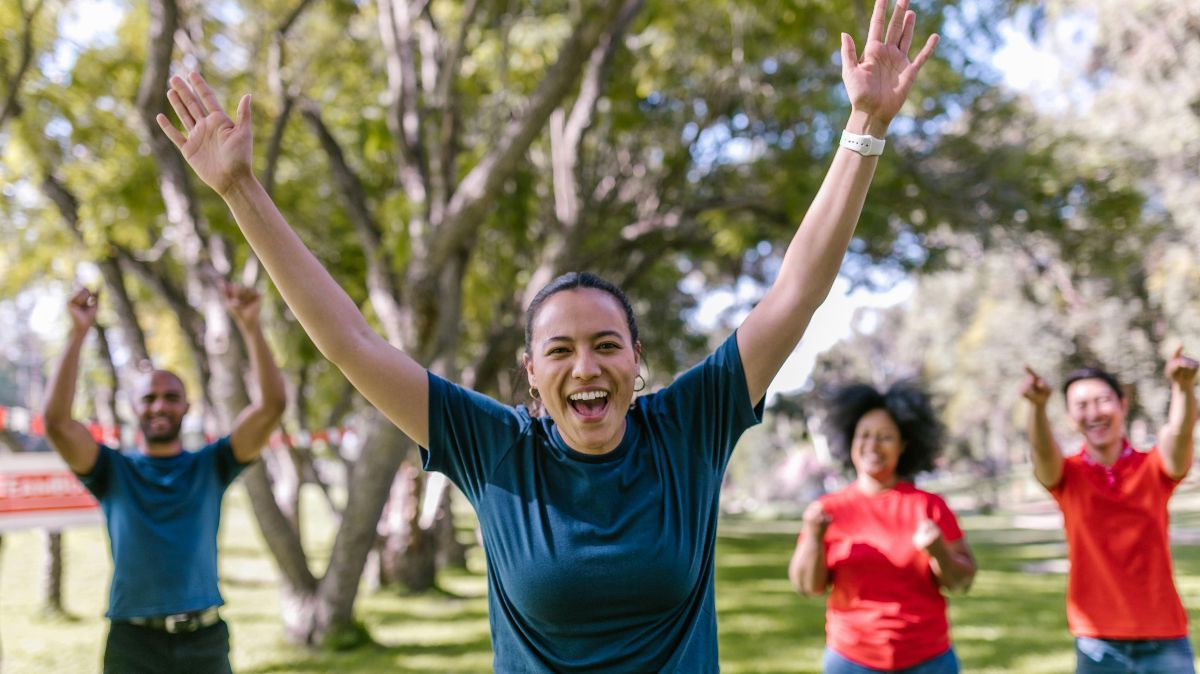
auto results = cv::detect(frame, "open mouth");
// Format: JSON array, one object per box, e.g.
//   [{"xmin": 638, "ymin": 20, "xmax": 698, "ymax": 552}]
[{"xmin": 568, "ymin": 390, "xmax": 610, "ymax": 421}]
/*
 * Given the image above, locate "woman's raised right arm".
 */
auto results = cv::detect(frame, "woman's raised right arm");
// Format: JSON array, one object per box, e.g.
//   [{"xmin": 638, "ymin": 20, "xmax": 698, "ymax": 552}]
[{"xmin": 157, "ymin": 72, "xmax": 428, "ymax": 447}]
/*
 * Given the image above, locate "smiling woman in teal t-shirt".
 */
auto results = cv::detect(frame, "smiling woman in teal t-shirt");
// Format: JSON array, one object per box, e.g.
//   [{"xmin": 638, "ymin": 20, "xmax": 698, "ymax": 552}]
[
  {"xmin": 156, "ymin": 0, "xmax": 939, "ymax": 668},
  {"xmin": 427, "ymin": 319, "xmax": 761, "ymax": 671}
]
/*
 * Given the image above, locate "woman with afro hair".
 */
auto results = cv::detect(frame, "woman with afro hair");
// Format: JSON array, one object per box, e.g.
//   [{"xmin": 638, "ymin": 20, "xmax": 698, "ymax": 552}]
[{"xmin": 788, "ymin": 382, "xmax": 976, "ymax": 674}]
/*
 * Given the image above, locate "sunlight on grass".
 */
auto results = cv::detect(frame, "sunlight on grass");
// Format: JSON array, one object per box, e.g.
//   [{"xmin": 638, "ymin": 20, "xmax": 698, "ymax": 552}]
[{"xmin": 5, "ymin": 485, "xmax": 1200, "ymax": 672}]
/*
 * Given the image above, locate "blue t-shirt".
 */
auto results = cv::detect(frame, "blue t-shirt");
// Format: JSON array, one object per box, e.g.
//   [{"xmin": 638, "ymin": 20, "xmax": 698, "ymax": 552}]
[
  {"xmin": 423, "ymin": 332, "xmax": 763, "ymax": 672},
  {"xmin": 76, "ymin": 437, "xmax": 244, "ymax": 619}
]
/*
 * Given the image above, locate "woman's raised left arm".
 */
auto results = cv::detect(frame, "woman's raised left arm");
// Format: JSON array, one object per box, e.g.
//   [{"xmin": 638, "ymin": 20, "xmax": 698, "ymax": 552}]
[{"xmin": 737, "ymin": 0, "xmax": 938, "ymax": 403}]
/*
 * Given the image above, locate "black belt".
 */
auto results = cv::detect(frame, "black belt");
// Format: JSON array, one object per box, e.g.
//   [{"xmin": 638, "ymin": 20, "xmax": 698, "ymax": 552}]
[{"xmin": 127, "ymin": 606, "xmax": 220, "ymax": 634}]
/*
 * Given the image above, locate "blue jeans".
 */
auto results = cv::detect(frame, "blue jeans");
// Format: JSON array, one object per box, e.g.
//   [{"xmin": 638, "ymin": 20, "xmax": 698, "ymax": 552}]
[
  {"xmin": 1075, "ymin": 636, "xmax": 1196, "ymax": 674},
  {"xmin": 824, "ymin": 647, "xmax": 960, "ymax": 674}
]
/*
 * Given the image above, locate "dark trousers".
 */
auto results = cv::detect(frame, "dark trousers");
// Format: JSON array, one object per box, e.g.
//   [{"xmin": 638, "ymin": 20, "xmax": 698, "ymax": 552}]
[{"xmin": 103, "ymin": 618, "xmax": 232, "ymax": 674}]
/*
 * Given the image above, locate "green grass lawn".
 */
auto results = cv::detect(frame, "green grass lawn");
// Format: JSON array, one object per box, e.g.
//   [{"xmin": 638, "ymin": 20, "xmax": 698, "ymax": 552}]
[{"xmin": 4, "ymin": 484, "xmax": 1200, "ymax": 673}]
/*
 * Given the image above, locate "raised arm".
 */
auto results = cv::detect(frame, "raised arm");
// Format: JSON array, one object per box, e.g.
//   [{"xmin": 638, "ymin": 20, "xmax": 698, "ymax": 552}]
[
  {"xmin": 737, "ymin": 0, "xmax": 938, "ymax": 404},
  {"xmin": 223, "ymin": 282, "xmax": 288, "ymax": 463},
  {"xmin": 1158, "ymin": 346, "xmax": 1197, "ymax": 480},
  {"xmin": 156, "ymin": 73, "xmax": 429, "ymax": 447},
  {"xmin": 788, "ymin": 500, "xmax": 832, "ymax": 596},
  {"xmin": 42, "ymin": 288, "xmax": 102, "ymax": 474},
  {"xmin": 1021, "ymin": 366, "xmax": 1063, "ymax": 489}
]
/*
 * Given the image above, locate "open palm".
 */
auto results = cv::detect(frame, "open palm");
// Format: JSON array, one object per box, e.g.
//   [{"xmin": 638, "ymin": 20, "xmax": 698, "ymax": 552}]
[
  {"xmin": 156, "ymin": 72, "xmax": 253, "ymax": 196},
  {"xmin": 842, "ymin": 0, "xmax": 939, "ymax": 128}
]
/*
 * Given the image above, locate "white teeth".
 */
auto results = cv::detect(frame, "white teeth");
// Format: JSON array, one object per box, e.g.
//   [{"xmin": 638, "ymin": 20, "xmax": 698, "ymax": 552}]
[{"xmin": 569, "ymin": 390, "xmax": 609, "ymax": 402}]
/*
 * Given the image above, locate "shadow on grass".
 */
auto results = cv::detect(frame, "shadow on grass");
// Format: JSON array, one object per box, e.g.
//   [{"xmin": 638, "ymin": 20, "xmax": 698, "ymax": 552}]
[{"xmin": 238, "ymin": 636, "xmax": 495, "ymax": 674}]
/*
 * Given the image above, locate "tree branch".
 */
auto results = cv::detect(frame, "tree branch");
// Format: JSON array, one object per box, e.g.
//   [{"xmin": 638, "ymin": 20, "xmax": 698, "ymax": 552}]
[
  {"xmin": 377, "ymin": 0, "xmax": 430, "ymax": 205},
  {"xmin": 110, "ymin": 243, "xmax": 212, "ymax": 390},
  {"xmin": 40, "ymin": 174, "xmax": 152, "ymax": 370},
  {"xmin": 242, "ymin": 463, "xmax": 320, "ymax": 592},
  {"xmin": 431, "ymin": 0, "xmax": 637, "ymax": 267},
  {"xmin": 299, "ymin": 99, "xmax": 407, "ymax": 346},
  {"xmin": 526, "ymin": 0, "xmax": 644, "ymax": 303},
  {"xmin": 262, "ymin": 0, "xmax": 321, "ymax": 196},
  {"xmin": 0, "ymin": 0, "xmax": 45, "ymax": 130},
  {"xmin": 431, "ymin": 0, "xmax": 483, "ymax": 199}
]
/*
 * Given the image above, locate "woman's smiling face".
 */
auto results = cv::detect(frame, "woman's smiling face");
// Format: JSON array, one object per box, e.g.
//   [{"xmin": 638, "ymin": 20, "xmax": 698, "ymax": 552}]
[
  {"xmin": 523, "ymin": 288, "xmax": 640, "ymax": 455},
  {"xmin": 850, "ymin": 408, "xmax": 904, "ymax": 483}
]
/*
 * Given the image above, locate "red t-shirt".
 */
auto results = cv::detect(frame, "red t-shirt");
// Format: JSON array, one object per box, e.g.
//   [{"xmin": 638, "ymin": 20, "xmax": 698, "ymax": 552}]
[
  {"xmin": 805, "ymin": 482, "xmax": 963, "ymax": 670},
  {"xmin": 1049, "ymin": 445, "xmax": 1188, "ymax": 639}
]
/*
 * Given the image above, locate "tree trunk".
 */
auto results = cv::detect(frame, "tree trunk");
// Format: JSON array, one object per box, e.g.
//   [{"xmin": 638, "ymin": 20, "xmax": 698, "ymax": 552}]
[
  {"xmin": 255, "ymin": 412, "xmax": 408, "ymax": 647},
  {"xmin": 433, "ymin": 481, "xmax": 468, "ymax": 570},
  {"xmin": 41, "ymin": 530, "xmax": 64, "ymax": 616},
  {"xmin": 375, "ymin": 463, "xmax": 437, "ymax": 592}
]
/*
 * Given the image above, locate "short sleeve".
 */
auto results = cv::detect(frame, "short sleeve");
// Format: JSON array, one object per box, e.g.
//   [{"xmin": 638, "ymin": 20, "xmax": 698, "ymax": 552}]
[
  {"xmin": 422, "ymin": 372, "xmax": 529, "ymax": 502},
  {"xmin": 207, "ymin": 437, "xmax": 244, "ymax": 486},
  {"xmin": 926, "ymin": 493, "xmax": 963, "ymax": 543},
  {"xmin": 1148, "ymin": 447, "xmax": 1186, "ymax": 491},
  {"xmin": 642, "ymin": 331, "xmax": 764, "ymax": 471},
  {"xmin": 1047, "ymin": 455, "xmax": 1079, "ymax": 499},
  {"xmin": 74, "ymin": 445, "xmax": 115, "ymax": 499}
]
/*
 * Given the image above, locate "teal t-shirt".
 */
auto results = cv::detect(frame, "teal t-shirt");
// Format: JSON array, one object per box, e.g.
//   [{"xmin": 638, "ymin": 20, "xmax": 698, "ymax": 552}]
[
  {"xmin": 423, "ymin": 332, "xmax": 763, "ymax": 672},
  {"xmin": 76, "ymin": 437, "xmax": 244, "ymax": 619}
]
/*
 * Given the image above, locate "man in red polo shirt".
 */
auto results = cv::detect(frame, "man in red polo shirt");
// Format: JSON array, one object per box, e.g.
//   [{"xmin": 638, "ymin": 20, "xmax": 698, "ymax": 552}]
[{"xmin": 1022, "ymin": 350, "xmax": 1198, "ymax": 674}]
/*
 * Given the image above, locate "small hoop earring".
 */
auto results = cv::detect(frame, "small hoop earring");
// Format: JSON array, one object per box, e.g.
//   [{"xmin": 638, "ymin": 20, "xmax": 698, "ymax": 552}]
[
  {"xmin": 528, "ymin": 386, "xmax": 540, "ymax": 400},
  {"xmin": 634, "ymin": 374, "xmax": 646, "ymax": 392}
]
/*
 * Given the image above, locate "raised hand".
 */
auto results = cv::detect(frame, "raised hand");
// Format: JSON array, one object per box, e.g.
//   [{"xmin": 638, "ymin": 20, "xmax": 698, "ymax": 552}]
[
  {"xmin": 221, "ymin": 281, "xmax": 263, "ymax": 328},
  {"xmin": 67, "ymin": 287, "xmax": 99, "ymax": 336},
  {"xmin": 156, "ymin": 72, "xmax": 253, "ymax": 197},
  {"xmin": 841, "ymin": 0, "xmax": 939, "ymax": 133},
  {"xmin": 912, "ymin": 518, "xmax": 943, "ymax": 552},
  {"xmin": 1166, "ymin": 346, "xmax": 1199, "ymax": 389},
  {"xmin": 1021, "ymin": 365, "xmax": 1052, "ymax": 407},
  {"xmin": 802, "ymin": 500, "xmax": 833, "ymax": 537}
]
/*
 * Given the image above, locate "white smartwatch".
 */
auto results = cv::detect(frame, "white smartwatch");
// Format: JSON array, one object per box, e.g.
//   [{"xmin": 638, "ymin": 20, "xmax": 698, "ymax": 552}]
[{"xmin": 839, "ymin": 130, "xmax": 886, "ymax": 157}]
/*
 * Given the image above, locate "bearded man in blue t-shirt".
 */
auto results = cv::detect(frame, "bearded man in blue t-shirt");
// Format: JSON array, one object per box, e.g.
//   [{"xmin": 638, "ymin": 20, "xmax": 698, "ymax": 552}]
[{"xmin": 42, "ymin": 282, "xmax": 286, "ymax": 674}]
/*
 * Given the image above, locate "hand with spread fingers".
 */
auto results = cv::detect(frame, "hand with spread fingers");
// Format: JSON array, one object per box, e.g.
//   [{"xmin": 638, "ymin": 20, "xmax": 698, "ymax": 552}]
[
  {"xmin": 841, "ymin": 0, "xmax": 939, "ymax": 135},
  {"xmin": 156, "ymin": 72, "xmax": 253, "ymax": 197},
  {"xmin": 1021, "ymin": 365, "xmax": 1052, "ymax": 407},
  {"xmin": 1166, "ymin": 345, "xmax": 1199, "ymax": 389}
]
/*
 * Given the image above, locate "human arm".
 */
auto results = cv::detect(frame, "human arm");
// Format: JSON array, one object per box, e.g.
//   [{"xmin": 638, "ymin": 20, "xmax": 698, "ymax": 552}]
[
  {"xmin": 1158, "ymin": 346, "xmax": 1198, "ymax": 480},
  {"xmin": 1021, "ymin": 366, "xmax": 1064, "ymax": 488},
  {"xmin": 156, "ymin": 73, "xmax": 429, "ymax": 447},
  {"xmin": 913, "ymin": 518, "xmax": 975, "ymax": 593},
  {"xmin": 788, "ymin": 500, "xmax": 832, "ymax": 596},
  {"xmin": 42, "ymin": 288, "xmax": 102, "ymax": 474},
  {"xmin": 223, "ymin": 282, "xmax": 288, "ymax": 464},
  {"xmin": 737, "ymin": 0, "xmax": 938, "ymax": 404}
]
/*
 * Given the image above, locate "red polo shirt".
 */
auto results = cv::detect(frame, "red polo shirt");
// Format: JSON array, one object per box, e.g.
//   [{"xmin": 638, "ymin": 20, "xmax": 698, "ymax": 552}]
[
  {"xmin": 1049, "ymin": 445, "xmax": 1188, "ymax": 638},
  {"xmin": 805, "ymin": 482, "xmax": 963, "ymax": 669}
]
